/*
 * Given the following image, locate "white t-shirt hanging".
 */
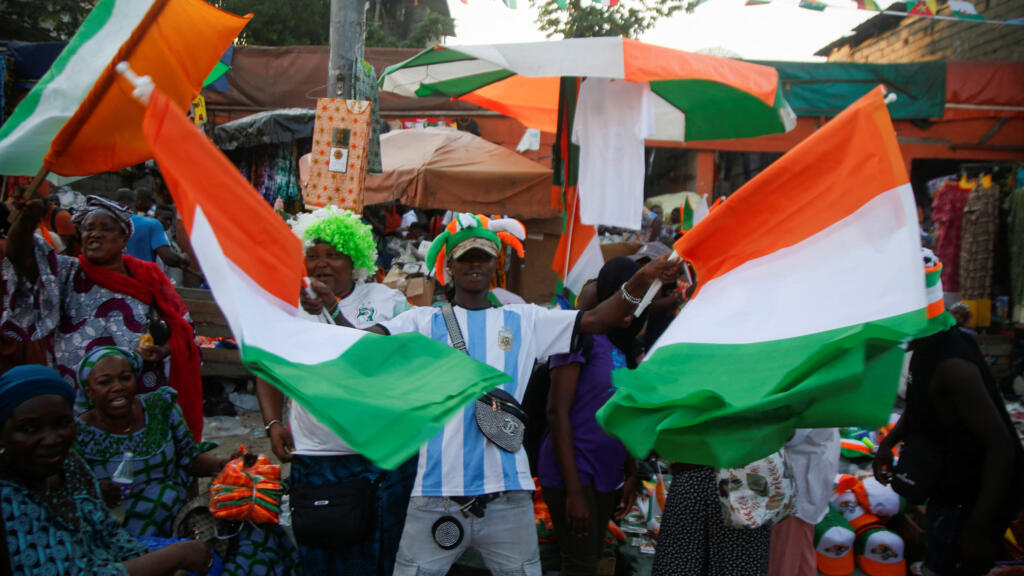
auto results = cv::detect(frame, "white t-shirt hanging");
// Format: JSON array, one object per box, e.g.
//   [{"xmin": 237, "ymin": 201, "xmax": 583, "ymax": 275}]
[
  {"xmin": 290, "ymin": 282, "xmax": 412, "ymax": 456},
  {"xmin": 572, "ymin": 78, "xmax": 656, "ymax": 231}
]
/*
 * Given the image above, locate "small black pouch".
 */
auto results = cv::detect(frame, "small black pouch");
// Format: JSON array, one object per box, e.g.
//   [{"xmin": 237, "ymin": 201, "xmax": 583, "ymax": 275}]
[
  {"xmin": 290, "ymin": 479, "xmax": 375, "ymax": 549},
  {"xmin": 891, "ymin": 433, "xmax": 943, "ymax": 504}
]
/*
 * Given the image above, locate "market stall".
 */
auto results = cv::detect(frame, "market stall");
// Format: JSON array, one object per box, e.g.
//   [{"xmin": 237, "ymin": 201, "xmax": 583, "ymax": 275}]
[
  {"xmin": 364, "ymin": 127, "xmax": 556, "ymax": 220},
  {"xmin": 213, "ymin": 108, "xmax": 315, "ymax": 211}
]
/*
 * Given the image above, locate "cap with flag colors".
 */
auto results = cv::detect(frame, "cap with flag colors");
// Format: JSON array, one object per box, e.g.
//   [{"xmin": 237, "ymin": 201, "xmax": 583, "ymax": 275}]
[
  {"xmin": 855, "ymin": 527, "xmax": 906, "ymax": 576},
  {"xmin": 815, "ymin": 509, "xmax": 856, "ymax": 576},
  {"xmin": 840, "ymin": 427, "xmax": 877, "ymax": 459},
  {"xmin": 595, "ymin": 86, "xmax": 955, "ymax": 469},
  {"xmin": 831, "ymin": 489, "xmax": 880, "ymax": 531},
  {"xmin": 0, "ymin": 0, "xmax": 249, "ymax": 183},
  {"xmin": 140, "ymin": 84, "xmax": 510, "ymax": 469},
  {"xmin": 852, "ymin": 476, "xmax": 906, "ymax": 518}
]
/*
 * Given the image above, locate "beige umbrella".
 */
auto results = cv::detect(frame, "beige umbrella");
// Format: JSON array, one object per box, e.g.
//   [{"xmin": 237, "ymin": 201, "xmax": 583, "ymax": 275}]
[{"xmin": 364, "ymin": 127, "xmax": 556, "ymax": 220}]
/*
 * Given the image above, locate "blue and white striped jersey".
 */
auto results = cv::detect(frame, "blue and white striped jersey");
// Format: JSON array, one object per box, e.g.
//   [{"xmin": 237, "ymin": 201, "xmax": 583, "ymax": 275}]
[{"xmin": 381, "ymin": 303, "xmax": 580, "ymax": 497}]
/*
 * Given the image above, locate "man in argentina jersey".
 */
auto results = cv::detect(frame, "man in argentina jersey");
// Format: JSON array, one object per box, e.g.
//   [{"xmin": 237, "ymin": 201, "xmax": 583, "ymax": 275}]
[{"xmin": 304, "ymin": 213, "xmax": 683, "ymax": 575}]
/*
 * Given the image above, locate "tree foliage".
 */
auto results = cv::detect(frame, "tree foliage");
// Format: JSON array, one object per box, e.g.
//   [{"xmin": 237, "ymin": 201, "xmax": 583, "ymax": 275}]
[
  {"xmin": 0, "ymin": 0, "xmax": 96, "ymax": 42},
  {"xmin": 215, "ymin": 0, "xmax": 450, "ymax": 48},
  {"xmin": 365, "ymin": 11, "xmax": 453, "ymax": 49},
  {"xmin": 216, "ymin": 0, "xmax": 331, "ymax": 45},
  {"xmin": 530, "ymin": 0, "xmax": 684, "ymax": 39}
]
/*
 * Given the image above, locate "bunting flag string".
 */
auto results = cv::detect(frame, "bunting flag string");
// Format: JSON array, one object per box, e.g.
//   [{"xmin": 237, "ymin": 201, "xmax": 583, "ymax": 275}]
[
  {"xmin": 727, "ymin": 0, "xmax": 1024, "ymax": 25},
  {"xmin": 467, "ymin": 0, "xmax": 1021, "ymax": 23}
]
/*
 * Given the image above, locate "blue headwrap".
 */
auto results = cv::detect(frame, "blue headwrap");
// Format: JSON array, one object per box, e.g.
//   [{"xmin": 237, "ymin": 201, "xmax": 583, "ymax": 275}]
[
  {"xmin": 0, "ymin": 366, "xmax": 75, "ymax": 424},
  {"xmin": 77, "ymin": 346, "xmax": 143, "ymax": 387}
]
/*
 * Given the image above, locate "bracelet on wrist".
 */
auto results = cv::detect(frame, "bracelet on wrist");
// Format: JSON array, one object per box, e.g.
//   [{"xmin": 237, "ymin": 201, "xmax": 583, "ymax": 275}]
[
  {"xmin": 330, "ymin": 304, "xmax": 343, "ymax": 320},
  {"xmin": 620, "ymin": 282, "xmax": 642, "ymax": 305},
  {"xmin": 263, "ymin": 419, "xmax": 282, "ymax": 435}
]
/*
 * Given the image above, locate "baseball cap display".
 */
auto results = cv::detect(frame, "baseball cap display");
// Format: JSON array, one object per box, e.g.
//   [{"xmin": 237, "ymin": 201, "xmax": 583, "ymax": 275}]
[
  {"xmin": 815, "ymin": 509, "xmax": 856, "ymax": 576},
  {"xmin": 855, "ymin": 527, "xmax": 906, "ymax": 576},
  {"xmin": 852, "ymin": 476, "xmax": 906, "ymax": 519},
  {"xmin": 830, "ymin": 489, "xmax": 880, "ymax": 531}
]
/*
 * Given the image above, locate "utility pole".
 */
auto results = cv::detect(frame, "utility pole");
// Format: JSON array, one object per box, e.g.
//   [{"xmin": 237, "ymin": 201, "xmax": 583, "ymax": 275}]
[{"xmin": 328, "ymin": 0, "xmax": 363, "ymax": 99}]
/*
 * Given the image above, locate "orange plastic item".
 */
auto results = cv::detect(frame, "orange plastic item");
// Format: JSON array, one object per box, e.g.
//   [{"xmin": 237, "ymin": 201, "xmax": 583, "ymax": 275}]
[
  {"xmin": 607, "ymin": 521, "xmax": 626, "ymax": 542},
  {"xmin": 209, "ymin": 447, "xmax": 283, "ymax": 524},
  {"xmin": 532, "ymin": 480, "xmax": 555, "ymax": 532}
]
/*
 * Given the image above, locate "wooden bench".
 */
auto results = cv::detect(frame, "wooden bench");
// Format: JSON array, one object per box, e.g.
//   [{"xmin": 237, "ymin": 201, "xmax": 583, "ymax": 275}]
[{"xmin": 177, "ymin": 287, "xmax": 253, "ymax": 382}]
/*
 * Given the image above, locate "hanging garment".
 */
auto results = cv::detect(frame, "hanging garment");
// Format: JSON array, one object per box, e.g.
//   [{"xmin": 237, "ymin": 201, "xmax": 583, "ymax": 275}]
[
  {"xmin": 930, "ymin": 178, "xmax": 971, "ymax": 292},
  {"xmin": 1007, "ymin": 172, "xmax": 1024, "ymax": 323},
  {"xmin": 959, "ymin": 183, "xmax": 1000, "ymax": 300},
  {"xmin": 572, "ymin": 78, "xmax": 655, "ymax": 231},
  {"xmin": 270, "ymin": 144, "xmax": 301, "ymax": 205},
  {"xmin": 354, "ymin": 59, "xmax": 383, "ymax": 174}
]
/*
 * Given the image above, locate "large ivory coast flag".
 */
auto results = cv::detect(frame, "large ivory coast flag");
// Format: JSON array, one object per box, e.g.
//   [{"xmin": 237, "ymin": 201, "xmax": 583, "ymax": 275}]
[
  {"xmin": 598, "ymin": 87, "xmax": 954, "ymax": 468},
  {"xmin": 0, "ymin": 0, "xmax": 248, "ymax": 181},
  {"xmin": 142, "ymin": 89, "xmax": 509, "ymax": 469}
]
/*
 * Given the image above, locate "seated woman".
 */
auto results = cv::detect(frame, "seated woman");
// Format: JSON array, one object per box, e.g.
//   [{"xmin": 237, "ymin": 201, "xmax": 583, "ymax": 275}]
[
  {"xmin": 0, "ymin": 364, "xmax": 212, "ymax": 575},
  {"xmin": 1, "ymin": 195, "xmax": 202, "ymax": 437},
  {"xmin": 73, "ymin": 347, "xmax": 299, "ymax": 576}
]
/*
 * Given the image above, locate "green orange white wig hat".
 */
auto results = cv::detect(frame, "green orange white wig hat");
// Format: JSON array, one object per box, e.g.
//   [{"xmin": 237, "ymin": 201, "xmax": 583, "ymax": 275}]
[
  {"xmin": 289, "ymin": 206, "xmax": 378, "ymax": 282},
  {"xmin": 426, "ymin": 213, "xmax": 526, "ymax": 286}
]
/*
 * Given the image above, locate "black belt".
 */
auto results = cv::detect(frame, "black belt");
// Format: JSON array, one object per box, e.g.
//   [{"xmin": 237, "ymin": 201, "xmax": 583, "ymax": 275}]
[{"xmin": 450, "ymin": 492, "xmax": 503, "ymax": 518}]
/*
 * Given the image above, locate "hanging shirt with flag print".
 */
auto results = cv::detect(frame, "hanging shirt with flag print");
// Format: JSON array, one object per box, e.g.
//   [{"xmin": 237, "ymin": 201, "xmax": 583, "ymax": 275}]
[{"xmin": 381, "ymin": 304, "xmax": 580, "ymax": 497}]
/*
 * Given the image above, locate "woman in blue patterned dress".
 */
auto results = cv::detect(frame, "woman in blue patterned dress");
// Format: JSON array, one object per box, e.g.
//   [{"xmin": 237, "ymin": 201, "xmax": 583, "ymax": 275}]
[
  {"xmin": 0, "ymin": 364, "xmax": 213, "ymax": 575},
  {"xmin": 73, "ymin": 347, "xmax": 299, "ymax": 575}
]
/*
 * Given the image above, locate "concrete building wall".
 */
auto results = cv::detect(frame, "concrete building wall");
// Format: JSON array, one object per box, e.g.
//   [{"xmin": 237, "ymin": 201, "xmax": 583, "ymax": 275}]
[{"xmin": 823, "ymin": 0, "xmax": 1024, "ymax": 62}]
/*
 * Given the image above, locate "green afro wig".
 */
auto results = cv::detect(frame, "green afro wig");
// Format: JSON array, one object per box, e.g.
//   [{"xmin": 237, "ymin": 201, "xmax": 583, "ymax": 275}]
[{"xmin": 289, "ymin": 206, "xmax": 378, "ymax": 280}]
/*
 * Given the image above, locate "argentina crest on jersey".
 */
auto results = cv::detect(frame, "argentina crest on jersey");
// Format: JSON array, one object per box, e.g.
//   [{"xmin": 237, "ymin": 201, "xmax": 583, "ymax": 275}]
[{"xmin": 497, "ymin": 326, "xmax": 514, "ymax": 352}]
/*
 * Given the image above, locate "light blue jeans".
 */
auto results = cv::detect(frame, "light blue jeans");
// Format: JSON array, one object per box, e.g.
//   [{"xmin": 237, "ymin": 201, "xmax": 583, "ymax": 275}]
[{"xmin": 393, "ymin": 491, "xmax": 541, "ymax": 576}]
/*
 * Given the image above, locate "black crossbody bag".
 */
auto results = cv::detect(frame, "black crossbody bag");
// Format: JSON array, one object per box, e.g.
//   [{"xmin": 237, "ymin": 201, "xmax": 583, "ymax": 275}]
[
  {"xmin": 442, "ymin": 303, "xmax": 528, "ymax": 453},
  {"xmin": 290, "ymin": 477, "xmax": 376, "ymax": 549}
]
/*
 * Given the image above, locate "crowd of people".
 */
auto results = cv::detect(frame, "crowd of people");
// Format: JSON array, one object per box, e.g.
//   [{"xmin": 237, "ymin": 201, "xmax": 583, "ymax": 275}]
[{"xmin": 0, "ymin": 181, "xmax": 1022, "ymax": 576}]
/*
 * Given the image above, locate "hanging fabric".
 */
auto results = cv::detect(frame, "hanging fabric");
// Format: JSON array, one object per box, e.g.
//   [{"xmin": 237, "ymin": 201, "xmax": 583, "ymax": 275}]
[
  {"xmin": 930, "ymin": 178, "xmax": 972, "ymax": 292},
  {"xmin": 959, "ymin": 179, "xmax": 1000, "ymax": 326},
  {"xmin": 1007, "ymin": 167, "xmax": 1024, "ymax": 323}
]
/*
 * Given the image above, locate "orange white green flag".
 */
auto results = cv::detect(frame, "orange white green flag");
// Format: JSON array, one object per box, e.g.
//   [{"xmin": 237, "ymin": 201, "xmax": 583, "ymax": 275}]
[
  {"xmin": 597, "ymin": 87, "xmax": 954, "ymax": 468},
  {"xmin": 0, "ymin": 0, "xmax": 248, "ymax": 182},
  {"xmin": 140, "ymin": 86, "xmax": 509, "ymax": 469},
  {"xmin": 552, "ymin": 185, "xmax": 603, "ymax": 298}
]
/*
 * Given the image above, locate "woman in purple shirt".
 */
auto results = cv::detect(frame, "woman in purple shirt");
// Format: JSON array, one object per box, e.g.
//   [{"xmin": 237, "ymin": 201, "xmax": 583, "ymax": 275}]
[{"xmin": 540, "ymin": 258, "xmax": 642, "ymax": 576}]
